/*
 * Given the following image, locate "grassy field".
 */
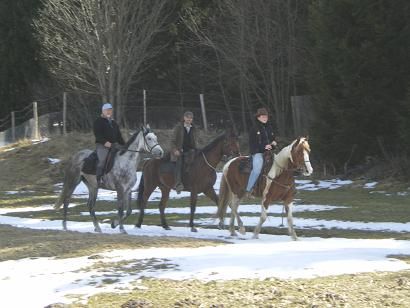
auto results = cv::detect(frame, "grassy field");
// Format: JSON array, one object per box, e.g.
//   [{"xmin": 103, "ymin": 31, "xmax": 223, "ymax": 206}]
[{"xmin": 1, "ymin": 133, "xmax": 410, "ymax": 307}]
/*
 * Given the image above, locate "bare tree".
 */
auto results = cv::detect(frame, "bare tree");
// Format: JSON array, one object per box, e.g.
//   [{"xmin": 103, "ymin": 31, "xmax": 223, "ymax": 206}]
[
  {"xmin": 34, "ymin": 0, "xmax": 171, "ymax": 124},
  {"xmin": 184, "ymin": 0, "xmax": 306, "ymax": 136}
]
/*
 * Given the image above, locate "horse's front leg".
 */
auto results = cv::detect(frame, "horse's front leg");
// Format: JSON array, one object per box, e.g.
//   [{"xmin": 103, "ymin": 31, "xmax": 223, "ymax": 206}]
[
  {"xmin": 189, "ymin": 191, "xmax": 198, "ymax": 232},
  {"xmin": 285, "ymin": 201, "xmax": 298, "ymax": 240},
  {"xmin": 115, "ymin": 188, "xmax": 128, "ymax": 234},
  {"xmin": 253, "ymin": 203, "xmax": 268, "ymax": 239},
  {"xmin": 159, "ymin": 187, "xmax": 171, "ymax": 230},
  {"xmin": 112, "ymin": 190, "xmax": 132, "ymax": 231},
  {"xmin": 87, "ymin": 187, "xmax": 101, "ymax": 233}
]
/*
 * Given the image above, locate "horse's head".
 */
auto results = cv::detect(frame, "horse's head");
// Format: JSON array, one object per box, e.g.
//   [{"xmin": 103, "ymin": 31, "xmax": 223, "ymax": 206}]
[
  {"xmin": 141, "ymin": 124, "xmax": 164, "ymax": 158},
  {"xmin": 291, "ymin": 137, "xmax": 313, "ymax": 176},
  {"xmin": 222, "ymin": 128, "xmax": 241, "ymax": 158}
]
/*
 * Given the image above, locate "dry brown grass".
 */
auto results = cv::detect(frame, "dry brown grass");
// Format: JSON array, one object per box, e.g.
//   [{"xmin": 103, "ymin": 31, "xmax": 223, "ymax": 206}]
[{"xmin": 0, "ymin": 128, "xmax": 246, "ymax": 192}]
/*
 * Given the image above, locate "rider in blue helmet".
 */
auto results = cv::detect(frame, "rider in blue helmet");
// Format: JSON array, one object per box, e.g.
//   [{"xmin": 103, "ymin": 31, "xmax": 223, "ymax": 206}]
[{"xmin": 93, "ymin": 103, "xmax": 125, "ymax": 185}]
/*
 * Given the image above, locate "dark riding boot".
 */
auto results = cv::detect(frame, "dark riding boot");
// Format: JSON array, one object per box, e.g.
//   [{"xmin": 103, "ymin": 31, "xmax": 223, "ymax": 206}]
[
  {"xmin": 175, "ymin": 158, "xmax": 184, "ymax": 194},
  {"xmin": 96, "ymin": 166, "xmax": 104, "ymax": 186}
]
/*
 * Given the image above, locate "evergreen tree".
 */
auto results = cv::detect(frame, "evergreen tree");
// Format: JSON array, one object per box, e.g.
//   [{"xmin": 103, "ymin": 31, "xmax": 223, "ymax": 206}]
[
  {"xmin": 308, "ymin": 0, "xmax": 410, "ymax": 169},
  {"xmin": 0, "ymin": 0, "xmax": 42, "ymax": 118}
]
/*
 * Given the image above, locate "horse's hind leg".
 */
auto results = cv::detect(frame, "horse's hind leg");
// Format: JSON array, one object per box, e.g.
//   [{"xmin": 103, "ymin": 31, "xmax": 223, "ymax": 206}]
[
  {"xmin": 189, "ymin": 191, "xmax": 198, "ymax": 232},
  {"xmin": 229, "ymin": 196, "xmax": 241, "ymax": 236},
  {"xmin": 285, "ymin": 201, "xmax": 298, "ymax": 240},
  {"xmin": 59, "ymin": 175, "xmax": 82, "ymax": 231},
  {"xmin": 158, "ymin": 186, "xmax": 171, "ymax": 230},
  {"xmin": 87, "ymin": 186, "xmax": 101, "ymax": 232},
  {"xmin": 135, "ymin": 183, "xmax": 157, "ymax": 228}
]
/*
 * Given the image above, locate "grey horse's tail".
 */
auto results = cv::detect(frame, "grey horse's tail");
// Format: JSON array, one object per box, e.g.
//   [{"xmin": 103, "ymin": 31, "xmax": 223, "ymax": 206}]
[
  {"xmin": 55, "ymin": 159, "xmax": 83, "ymax": 209},
  {"xmin": 216, "ymin": 171, "xmax": 231, "ymax": 221}
]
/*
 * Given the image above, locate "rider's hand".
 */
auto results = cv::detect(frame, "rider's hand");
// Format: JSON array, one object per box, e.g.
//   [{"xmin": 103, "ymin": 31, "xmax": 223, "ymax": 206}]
[
  {"xmin": 271, "ymin": 141, "xmax": 277, "ymax": 147},
  {"xmin": 104, "ymin": 141, "xmax": 112, "ymax": 148},
  {"xmin": 265, "ymin": 144, "xmax": 272, "ymax": 151},
  {"xmin": 174, "ymin": 150, "xmax": 181, "ymax": 156}
]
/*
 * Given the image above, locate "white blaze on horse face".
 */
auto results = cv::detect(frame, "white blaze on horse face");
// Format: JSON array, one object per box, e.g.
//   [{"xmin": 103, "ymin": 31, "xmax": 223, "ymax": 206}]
[{"xmin": 303, "ymin": 149, "xmax": 313, "ymax": 176}]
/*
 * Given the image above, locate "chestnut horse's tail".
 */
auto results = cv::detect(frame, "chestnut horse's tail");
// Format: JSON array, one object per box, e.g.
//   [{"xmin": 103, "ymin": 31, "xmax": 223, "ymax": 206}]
[{"xmin": 217, "ymin": 168, "xmax": 232, "ymax": 222}]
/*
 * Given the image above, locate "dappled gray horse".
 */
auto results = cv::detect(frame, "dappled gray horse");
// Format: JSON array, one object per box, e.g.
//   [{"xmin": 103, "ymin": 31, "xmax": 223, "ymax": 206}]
[{"xmin": 55, "ymin": 126, "xmax": 163, "ymax": 233}]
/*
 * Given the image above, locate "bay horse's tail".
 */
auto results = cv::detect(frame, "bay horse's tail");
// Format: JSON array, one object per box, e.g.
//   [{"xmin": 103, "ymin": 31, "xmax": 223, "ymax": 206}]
[
  {"xmin": 216, "ymin": 169, "xmax": 232, "ymax": 222},
  {"xmin": 137, "ymin": 173, "xmax": 144, "ymax": 208}
]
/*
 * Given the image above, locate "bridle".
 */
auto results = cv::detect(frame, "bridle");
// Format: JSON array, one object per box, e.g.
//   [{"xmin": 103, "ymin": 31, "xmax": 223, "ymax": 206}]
[
  {"xmin": 201, "ymin": 135, "xmax": 239, "ymax": 171},
  {"xmin": 121, "ymin": 130, "xmax": 161, "ymax": 155}
]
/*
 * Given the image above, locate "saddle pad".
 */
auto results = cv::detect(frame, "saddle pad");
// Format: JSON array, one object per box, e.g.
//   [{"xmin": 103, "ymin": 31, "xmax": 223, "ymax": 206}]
[
  {"xmin": 238, "ymin": 156, "xmax": 252, "ymax": 173},
  {"xmin": 81, "ymin": 149, "xmax": 117, "ymax": 175}
]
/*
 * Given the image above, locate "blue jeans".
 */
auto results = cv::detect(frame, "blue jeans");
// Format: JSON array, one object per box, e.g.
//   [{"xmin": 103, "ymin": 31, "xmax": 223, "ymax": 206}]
[{"xmin": 246, "ymin": 153, "xmax": 263, "ymax": 192}]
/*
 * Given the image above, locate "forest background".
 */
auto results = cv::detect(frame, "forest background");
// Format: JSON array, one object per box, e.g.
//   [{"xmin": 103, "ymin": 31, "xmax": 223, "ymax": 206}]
[{"xmin": 1, "ymin": 0, "xmax": 410, "ymax": 175}]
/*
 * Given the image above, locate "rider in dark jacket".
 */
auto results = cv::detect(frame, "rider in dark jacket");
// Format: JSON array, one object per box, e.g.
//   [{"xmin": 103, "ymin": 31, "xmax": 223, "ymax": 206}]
[
  {"xmin": 246, "ymin": 107, "xmax": 277, "ymax": 196},
  {"xmin": 93, "ymin": 103, "xmax": 125, "ymax": 185},
  {"xmin": 170, "ymin": 111, "xmax": 198, "ymax": 193}
]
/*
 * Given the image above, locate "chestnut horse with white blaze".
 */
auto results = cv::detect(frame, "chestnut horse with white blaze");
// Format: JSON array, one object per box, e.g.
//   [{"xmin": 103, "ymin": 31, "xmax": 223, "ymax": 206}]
[{"xmin": 217, "ymin": 137, "xmax": 313, "ymax": 240}]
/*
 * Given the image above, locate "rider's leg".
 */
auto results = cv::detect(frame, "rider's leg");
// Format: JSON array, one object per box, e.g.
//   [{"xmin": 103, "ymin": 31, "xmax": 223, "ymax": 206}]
[
  {"xmin": 245, "ymin": 153, "xmax": 263, "ymax": 193},
  {"xmin": 96, "ymin": 144, "xmax": 109, "ymax": 185},
  {"xmin": 175, "ymin": 155, "xmax": 184, "ymax": 194}
]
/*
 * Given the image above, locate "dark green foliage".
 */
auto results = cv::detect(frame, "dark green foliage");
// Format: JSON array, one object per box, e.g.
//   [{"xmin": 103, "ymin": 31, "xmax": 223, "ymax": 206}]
[
  {"xmin": 0, "ymin": 0, "xmax": 43, "ymax": 117},
  {"xmin": 308, "ymin": 0, "xmax": 410, "ymax": 168}
]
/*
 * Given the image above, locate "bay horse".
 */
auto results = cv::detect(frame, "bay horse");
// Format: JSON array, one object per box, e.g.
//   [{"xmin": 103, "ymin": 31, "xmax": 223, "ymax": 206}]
[
  {"xmin": 217, "ymin": 137, "xmax": 313, "ymax": 240},
  {"xmin": 136, "ymin": 130, "xmax": 240, "ymax": 232},
  {"xmin": 55, "ymin": 126, "xmax": 164, "ymax": 234}
]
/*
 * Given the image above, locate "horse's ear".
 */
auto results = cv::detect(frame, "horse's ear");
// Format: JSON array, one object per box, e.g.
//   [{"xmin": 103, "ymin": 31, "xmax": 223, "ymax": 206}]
[{"xmin": 293, "ymin": 137, "xmax": 301, "ymax": 149}]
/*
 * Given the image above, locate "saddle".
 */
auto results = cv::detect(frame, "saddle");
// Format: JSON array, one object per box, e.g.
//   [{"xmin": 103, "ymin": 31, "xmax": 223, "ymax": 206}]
[
  {"xmin": 159, "ymin": 150, "xmax": 196, "ymax": 175},
  {"xmin": 239, "ymin": 152, "xmax": 274, "ymax": 197},
  {"xmin": 81, "ymin": 148, "xmax": 118, "ymax": 175}
]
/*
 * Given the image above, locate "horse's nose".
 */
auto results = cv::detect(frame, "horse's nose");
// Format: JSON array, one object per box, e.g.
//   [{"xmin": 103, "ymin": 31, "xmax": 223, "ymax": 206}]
[{"xmin": 155, "ymin": 148, "xmax": 164, "ymax": 158}]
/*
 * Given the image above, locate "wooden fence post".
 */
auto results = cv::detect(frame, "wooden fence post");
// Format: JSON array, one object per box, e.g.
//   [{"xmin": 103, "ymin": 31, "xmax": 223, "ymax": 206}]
[
  {"xmin": 143, "ymin": 89, "xmax": 147, "ymax": 126},
  {"xmin": 199, "ymin": 93, "xmax": 208, "ymax": 132},
  {"xmin": 63, "ymin": 92, "xmax": 67, "ymax": 135},
  {"xmin": 33, "ymin": 101, "xmax": 40, "ymax": 140},
  {"xmin": 11, "ymin": 111, "xmax": 15, "ymax": 142}
]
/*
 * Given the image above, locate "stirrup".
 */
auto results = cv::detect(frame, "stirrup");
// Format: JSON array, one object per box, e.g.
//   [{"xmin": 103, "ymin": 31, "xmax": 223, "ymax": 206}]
[{"xmin": 175, "ymin": 183, "xmax": 184, "ymax": 194}]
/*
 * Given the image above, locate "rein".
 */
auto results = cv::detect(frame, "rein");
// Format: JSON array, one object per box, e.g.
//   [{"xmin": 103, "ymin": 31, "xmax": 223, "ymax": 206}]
[
  {"xmin": 201, "ymin": 151, "xmax": 217, "ymax": 171},
  {"xmin": 120, "ymin": 131, "xmax": 160, "ymax": 155}
]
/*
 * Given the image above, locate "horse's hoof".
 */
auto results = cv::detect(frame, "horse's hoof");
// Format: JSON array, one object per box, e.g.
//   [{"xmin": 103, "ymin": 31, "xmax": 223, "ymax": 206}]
[
  {"xmin": 135, "ymin": 224, "xmax": 141, "ymax": 228},
  {"xmin": 191, "ymin": 227, "xmax": 198, "ymax": 232},
  {"xmin": 239, "ymin": 227, "xmax": 246, "ymax": 235},
  {"xmin": 230, "ymin": 232, "xmax": 238, "ymax": 237},
  {"xmin": 111, "ymin": 220, "xmax": 117, "ymax": 229},
  {"xmin": 120, "ymin": 229, "xmax": 128, "ymax": 234},
  {"xmin": 218, "ymin": 223, "xmax": 225, "ymax": 230},
  {"xmin": 95, "ymin": 228, "xmax": 102, "ymax": 233},
  {"xmin": 252, "ymin": 233, "xmax": 259, "ymax": 239},
  {"xmin": 163, "ymin": 225, "xmax": 171, "ymax": 230}
]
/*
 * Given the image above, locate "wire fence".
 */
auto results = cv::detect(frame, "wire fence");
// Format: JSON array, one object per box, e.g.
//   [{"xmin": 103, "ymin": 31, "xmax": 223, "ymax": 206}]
[{"xmin": 0, "ymin": 90, "xmax": 313, "ymax": 147}]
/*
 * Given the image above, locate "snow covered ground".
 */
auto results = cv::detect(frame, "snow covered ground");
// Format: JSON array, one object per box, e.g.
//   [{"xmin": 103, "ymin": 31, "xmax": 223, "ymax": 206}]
[
  {"xmin": 0, "ymin": 216, "xmax": 410, "ymax": 308},
  {"xmin": 52, "ymin": 171, "xmax": 356, "ymax": 201},
  {"xmin": 1, "ymin": 174, "xmax": 410, "ymax": 307}
]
